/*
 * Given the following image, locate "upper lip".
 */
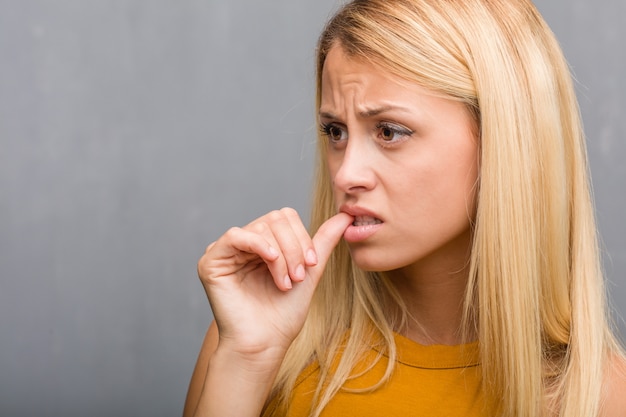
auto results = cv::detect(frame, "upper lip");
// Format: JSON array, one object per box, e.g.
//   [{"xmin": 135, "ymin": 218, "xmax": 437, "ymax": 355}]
[{"xmin": 339, "ymin": 204, "xmax": 383, "ymax": 221}]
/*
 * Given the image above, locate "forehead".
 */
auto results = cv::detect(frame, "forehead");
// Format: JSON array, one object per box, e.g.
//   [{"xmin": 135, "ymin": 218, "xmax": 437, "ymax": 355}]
[
  {"xmin": 320, "ymin": 45, "xmax": 445, "ymax": 119},
  {"xmin": 322, "ymin": 45, "xmax": 409, "ymax": 87},
  {"xmin": 321, "ymin": 46, "xmax": 418, "ymax": 102},
  {"xmin": 319, "ymin": 45, "xmax": 478, "ymax": 138}
]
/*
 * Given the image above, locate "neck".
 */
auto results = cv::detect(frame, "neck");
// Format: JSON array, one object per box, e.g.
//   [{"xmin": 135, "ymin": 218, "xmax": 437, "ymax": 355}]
[{"xmin": 385, "ymin": 234, "xmax": 476, "ymax": 345}]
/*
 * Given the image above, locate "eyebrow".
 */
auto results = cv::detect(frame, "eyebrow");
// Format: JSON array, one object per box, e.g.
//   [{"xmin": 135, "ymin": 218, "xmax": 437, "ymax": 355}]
[{"xmin": 318, "ymin": 105, "xmax": 410, "ymax": 120}]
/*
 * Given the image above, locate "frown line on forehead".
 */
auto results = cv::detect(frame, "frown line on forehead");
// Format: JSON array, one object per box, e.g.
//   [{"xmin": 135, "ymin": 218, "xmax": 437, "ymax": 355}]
[{"xmin": 318, "ymin": 105, "xmax": 413, "ymax": 121}]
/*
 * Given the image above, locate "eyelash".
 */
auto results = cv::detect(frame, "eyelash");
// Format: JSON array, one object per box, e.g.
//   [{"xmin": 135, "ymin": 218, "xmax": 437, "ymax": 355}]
[
  {"xmin": 319, "ymin": 122, "xmax": 345, "ymax": 142},
  {"xmin": 319, "ymin": 122, "xmax": 413, "ymax": 148},
  {"xmin": 375, "ymin": 122, "xmax": 413, "ymax": 147}
]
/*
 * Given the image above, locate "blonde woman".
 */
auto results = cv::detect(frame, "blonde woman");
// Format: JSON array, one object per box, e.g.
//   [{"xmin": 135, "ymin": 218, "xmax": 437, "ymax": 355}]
[{"xmin": 184, "ymin": 0, "xmax": 626, "ymax": 416}]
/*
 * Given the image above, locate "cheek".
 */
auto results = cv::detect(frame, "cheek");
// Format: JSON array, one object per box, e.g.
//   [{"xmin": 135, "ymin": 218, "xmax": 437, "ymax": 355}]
[
  {"xmin": 445, "ymin": 147, "xmax": 479, "ymax": 223},
  {"xmin": 327, "ymin": 162, "xmax": 338, "ymax": 189},
  {"xmin": 413, "ymin": 144, "xmax": 479, "ymax": 220},
  {"xmin": 459, "ymin": 143, "xmax": 480, "ymax": 205},
  {"xmin": 465, "ymin": 163, "xmax": 479, "ymax": 216},
  {"xmin": 327, "ymin": 157, "xmax": 338, "ymax": 179},
  {"xmin": 326, "ymin": 155, "xmax": 343, "ymax": 190}
]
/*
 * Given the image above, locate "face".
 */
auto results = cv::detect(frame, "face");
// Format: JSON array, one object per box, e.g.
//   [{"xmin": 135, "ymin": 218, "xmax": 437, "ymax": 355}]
[{"xmin": 320, "ymin": 45, "xmax": 479, "ymax": 279}]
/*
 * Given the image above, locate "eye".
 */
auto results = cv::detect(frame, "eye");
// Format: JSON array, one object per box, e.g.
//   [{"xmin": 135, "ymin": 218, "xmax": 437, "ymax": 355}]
[
  {"xmin": 320, "ymin": 122, "xmax": 347, "ymax": 143},
  {"xmin": 376, "ymin": 122, "xmax": 413, "ymax": 145}
]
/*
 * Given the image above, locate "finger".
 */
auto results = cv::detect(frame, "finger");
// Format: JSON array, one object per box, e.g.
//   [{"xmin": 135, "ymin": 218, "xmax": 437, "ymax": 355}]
[
  {"xmin": 262, "ymin": 209, "xmax": 308, "ymax": 284},
  {"xmin": 311, "ymin": 212, "xmax": 354, "ymax": 270},
  {"xmin": 251, "ymin": 221, "xmax": 297, "ymax": 291},
  {"xmin": 200, "ymin": 227, "xmax": 279, "ymax": 279},
  {"xmin": 281, "ymin": 207, "xmax": 318, "ymax": 267}
]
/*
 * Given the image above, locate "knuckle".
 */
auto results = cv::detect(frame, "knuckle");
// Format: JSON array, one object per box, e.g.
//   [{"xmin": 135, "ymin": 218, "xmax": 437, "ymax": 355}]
[
  {"xmin": 249, "ymin": 221, "xmax": 268, "ymax": 234},
  {"xmin": 280, "ymin": 207, "xmax": 298, "ymax": 218},
  {"xmin": 203, "ymin": 241, "xmax": 217, "ymax": 255},
  {"xmin": 267, "ymin": 209, "xmax": 285, "ymax": 222},
  {"xmin": 223, "ymin": 226, "xmax": 241, "ymax": 238},
  {"xmin": 197, "ymin": 257, "xmax": 210, "ymax": 280},
  {"xmin": 198, "ymin": 242, "xmax": 216, "ymax": 266}
]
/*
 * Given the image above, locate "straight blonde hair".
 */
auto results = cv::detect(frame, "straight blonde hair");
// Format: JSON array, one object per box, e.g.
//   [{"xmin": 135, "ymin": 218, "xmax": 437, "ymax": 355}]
[{"xmin": 264, "ymin": 1, "xmax": 623, "ymax": 416}]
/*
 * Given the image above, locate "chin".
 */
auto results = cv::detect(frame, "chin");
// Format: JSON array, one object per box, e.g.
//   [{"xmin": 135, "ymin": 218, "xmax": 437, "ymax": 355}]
[{"xmin": 348, "ymin": 247, "xmax": 404, "ymax": 272}]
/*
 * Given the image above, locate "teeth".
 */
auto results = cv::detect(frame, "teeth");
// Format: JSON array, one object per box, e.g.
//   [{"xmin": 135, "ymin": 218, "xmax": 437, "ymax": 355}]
[{"xmin": 353, "ymin": 216, "xmax": 382, "ymax": 226}]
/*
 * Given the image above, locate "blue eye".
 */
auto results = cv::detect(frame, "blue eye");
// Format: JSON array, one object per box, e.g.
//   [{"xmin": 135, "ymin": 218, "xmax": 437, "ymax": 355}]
[{"xmin": 320, "ymin": 123, "xmax": 347, "ymax": 143}]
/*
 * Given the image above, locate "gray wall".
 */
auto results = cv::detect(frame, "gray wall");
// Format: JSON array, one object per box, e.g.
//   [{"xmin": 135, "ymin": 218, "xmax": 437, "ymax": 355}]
[
  {"xmin": 0, "ymin": 1, "xmax": 623, "ymax": 416},
  {"xmin": 539, "ymin": 0, "xmax": 626, "ymax": 336}
]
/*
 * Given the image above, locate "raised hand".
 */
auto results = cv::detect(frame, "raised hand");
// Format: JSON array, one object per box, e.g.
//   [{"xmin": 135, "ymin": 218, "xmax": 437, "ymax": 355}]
[{"xmin": 198, "ymin": 208, "xmax": 353, "ymax": 357}]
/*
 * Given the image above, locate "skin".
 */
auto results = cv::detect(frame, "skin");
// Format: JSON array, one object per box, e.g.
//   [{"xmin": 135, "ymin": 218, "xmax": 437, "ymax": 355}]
[
  {"xmin": 185, "ymin": 209, "xmax": 353, "ymax": 417},
  {"xmin": 183, "ymin": 44, "xmax": 626, "ymax": 416},
  {"xmin": 601, "ymin": 353, "xmax": 626, "ymax": 415},
  {"xmin": 321, "ymin": 45, "xmax": 479, "ymax": 344}
]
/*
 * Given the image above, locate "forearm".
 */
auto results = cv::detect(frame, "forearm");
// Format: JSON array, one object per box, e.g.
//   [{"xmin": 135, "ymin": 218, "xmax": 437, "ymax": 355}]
[{"xmin": 192, "ymin": 346, "xmax": 286, "ymax": 417}]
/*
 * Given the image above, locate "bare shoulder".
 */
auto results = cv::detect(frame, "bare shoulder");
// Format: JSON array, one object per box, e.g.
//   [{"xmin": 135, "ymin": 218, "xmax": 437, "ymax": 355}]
[{"xmin": 601, "ymin": 350, "xmax": 626, "ymax": 417}]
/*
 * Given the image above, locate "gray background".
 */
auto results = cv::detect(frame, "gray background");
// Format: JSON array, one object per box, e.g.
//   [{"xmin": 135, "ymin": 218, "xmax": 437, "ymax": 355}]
[{"xmin": 0, "ymin": 1, "xmax": 624, "ymax": 416}]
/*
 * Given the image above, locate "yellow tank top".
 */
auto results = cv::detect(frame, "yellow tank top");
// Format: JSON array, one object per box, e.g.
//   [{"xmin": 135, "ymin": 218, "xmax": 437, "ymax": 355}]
[{"xmin": 271, "ymin": 333, "xmax": 493, "ymax": 416}]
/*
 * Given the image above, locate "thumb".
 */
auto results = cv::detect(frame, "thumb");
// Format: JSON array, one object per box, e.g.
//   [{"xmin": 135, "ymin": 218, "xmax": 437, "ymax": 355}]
[{"xmin": 311, "ymin": 212, "xmax": 353, "ymax": 269}]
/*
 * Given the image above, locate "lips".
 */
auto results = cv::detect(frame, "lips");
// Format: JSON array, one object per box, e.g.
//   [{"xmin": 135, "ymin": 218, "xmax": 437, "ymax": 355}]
[
  {"xmin": 339, "ymin": 206, "xmax": 384, "ymax": 243},
  {"xmin": 339, "ymin": 205, "xmax": 383, "ymax": 221}
]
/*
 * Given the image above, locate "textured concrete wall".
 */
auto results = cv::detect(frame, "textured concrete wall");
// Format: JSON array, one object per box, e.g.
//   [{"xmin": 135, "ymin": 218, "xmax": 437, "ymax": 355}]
[{"xmin": 1, "ymin": 0, "xmax": 623, "ymax": 415}]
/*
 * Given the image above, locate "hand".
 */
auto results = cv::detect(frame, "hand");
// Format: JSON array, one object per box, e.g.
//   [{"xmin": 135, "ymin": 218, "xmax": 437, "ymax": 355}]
[{"xmin": 198, "ymin": 208, "xmax": 353, "ymax": 358}]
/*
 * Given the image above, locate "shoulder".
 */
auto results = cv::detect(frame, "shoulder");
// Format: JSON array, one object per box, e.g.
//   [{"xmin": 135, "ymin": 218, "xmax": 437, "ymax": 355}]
[{"xmin": 600, "ymin": 351, "xmax": 626, "ymax": 417}]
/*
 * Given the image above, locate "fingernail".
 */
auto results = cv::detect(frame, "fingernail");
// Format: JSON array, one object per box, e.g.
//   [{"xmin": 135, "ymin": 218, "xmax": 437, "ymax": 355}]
[
  {"xmin": 306, "ymin": 249, "xmax": 318, "ymax": 265},
  {"xmin": 283, "ymin": 275, "xmax": 292, "ymax": 290}
]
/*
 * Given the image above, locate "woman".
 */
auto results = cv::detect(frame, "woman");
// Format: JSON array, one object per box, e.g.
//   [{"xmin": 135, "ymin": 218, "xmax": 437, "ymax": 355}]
[{"xmin": 184, "ymin": 0, "xmax": 626, "ymax": 416}]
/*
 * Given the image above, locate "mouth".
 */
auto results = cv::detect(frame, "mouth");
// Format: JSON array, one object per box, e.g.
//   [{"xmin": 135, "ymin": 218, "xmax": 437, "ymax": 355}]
[
  {"xmin": 352, "ymin": 216, "xmax": 383, "ymax": 226},
  {"xmin": 338, "ymin": 205, "xmax": 384, "ymax": 243}
]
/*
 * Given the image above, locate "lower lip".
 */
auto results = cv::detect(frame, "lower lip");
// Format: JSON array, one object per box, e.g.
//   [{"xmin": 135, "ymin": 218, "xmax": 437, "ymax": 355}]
[{"xmin": 343, "ymin": 222, "xmax": 383, "ymax": 243}]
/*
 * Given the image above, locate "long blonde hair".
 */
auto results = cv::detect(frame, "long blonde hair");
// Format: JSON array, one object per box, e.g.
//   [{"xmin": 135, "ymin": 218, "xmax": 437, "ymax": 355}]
[{"xmin": 265, "ymin": 1, "xmax": 622, "ymax": 416}]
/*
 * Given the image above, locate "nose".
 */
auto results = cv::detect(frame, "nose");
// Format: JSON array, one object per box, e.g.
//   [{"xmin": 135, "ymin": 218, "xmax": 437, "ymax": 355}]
[{"xmin": 331, "ymin": 137, "xmax": 376, "ymax": 194}]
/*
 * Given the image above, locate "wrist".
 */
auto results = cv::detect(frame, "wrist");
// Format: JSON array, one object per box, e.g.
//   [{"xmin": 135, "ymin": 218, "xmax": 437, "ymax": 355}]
[
  {"xmin": 197, "ymin": 346, "xmax": 286, "ymax": 417},
  {"xmin": 211, "ymin": 341, "xmax": 287, "ymax": 375}
]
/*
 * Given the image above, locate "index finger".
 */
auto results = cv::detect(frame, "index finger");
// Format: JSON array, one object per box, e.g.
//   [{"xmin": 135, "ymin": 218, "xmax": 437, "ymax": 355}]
[{"xmin": 311, "ymin": 212, "xmax": 353, "ymax": 269}]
